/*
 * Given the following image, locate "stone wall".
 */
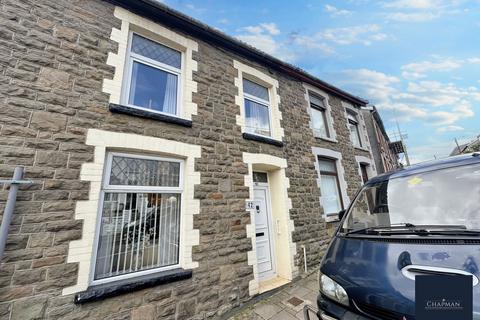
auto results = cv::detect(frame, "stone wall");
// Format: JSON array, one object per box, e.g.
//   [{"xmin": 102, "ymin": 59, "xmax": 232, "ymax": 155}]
[{"xmin": 0, "ymin": 0, "xmax": 370, "ymax": 319}]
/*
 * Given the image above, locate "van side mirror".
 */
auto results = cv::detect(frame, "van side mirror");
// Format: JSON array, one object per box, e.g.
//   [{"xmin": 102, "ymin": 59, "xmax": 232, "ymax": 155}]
[{"xmin": 338, "ymin": 209, "xmax": 346, "ymax": 221}]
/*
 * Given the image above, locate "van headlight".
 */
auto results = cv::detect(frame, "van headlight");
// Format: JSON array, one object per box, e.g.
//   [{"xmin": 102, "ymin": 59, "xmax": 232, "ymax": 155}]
[{"xmin": 320, "ymin": 273, "xmax": 349, "ymax": 306}]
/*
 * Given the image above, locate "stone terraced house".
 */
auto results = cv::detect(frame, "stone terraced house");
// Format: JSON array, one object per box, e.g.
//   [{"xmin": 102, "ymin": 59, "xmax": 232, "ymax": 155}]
[{"xmin": 0, "ymin": 0, "xmax": 379, "ymax": 319}]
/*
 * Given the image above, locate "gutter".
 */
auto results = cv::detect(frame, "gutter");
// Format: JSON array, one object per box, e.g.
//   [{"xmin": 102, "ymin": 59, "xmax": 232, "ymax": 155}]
[{"xmin": 105, "ymin": 0, "xmax": 368, "ymax": 107}]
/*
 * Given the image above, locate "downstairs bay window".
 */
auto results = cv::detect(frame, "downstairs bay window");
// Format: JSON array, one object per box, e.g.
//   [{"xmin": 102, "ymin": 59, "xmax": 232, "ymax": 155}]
[{"xmin": 94, "ymin": 152, "xmax": 183, "ymax": 283}]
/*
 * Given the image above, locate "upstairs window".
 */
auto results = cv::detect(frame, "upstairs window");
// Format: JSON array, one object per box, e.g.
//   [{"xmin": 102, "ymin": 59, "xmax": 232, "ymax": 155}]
[
  {"xmin": 123, "ymin": 33, "xmax": 182, "ymax": 116},
  {"xmin": 347, "ymin": 111, "xmax": 362, "ymax": 148},
  {"xmin": 243, "ymin": 79, "xmax": 271, "ymax": 137},
  {"xmin": 318, "ymin": 157, "xmax": 344, "ymax": 216},
  {"xmin": 309, "ymin": 94, "xmax": 330, "ymax": 138},
  {"xmin": 94, "ymin": 153, "xmax": 183, "ymax": 283}
]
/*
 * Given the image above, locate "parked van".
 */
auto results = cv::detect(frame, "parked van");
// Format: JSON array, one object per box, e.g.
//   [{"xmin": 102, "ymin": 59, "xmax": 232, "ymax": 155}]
[{"xmin": 316, "ymin": 153, "xmax": 480, "ymax": 320}]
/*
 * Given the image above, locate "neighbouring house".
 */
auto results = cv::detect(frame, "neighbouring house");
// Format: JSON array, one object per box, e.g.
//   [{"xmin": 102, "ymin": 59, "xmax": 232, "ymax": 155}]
[
  {"xmin": 0, "ymin": 0, "xmax": 380, "ymax": 319},
  {"xmin": 362, "ymin": 106, "xmax": 400, "ymax": 175},
  {"xmin": 449, "ymin": 136, "xmax": 480, "ymax": 156}
]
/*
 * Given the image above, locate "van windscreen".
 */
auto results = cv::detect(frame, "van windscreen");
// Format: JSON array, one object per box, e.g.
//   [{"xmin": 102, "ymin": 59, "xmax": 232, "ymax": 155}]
[{"xmin": 342, "ymin": 163, "xmax": 480, "ymax": 233}]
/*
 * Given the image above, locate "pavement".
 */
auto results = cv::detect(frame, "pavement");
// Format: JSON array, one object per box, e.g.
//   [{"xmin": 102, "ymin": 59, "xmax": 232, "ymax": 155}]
[{"xmin": 229, "ymin": 272, "xmax": 319, "ymax": 320}]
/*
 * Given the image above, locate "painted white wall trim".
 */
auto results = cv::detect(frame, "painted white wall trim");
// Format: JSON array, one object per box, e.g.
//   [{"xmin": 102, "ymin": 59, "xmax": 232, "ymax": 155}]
[
  {"xmin": 242, "ymin": 153, "xmax": 297, "ymax": 296},
  {"xmin": 103, "ymin": 6, "xmax": 198, "ymax": 120},
  {"xmin": 233, "ymin": 60, "xmax": 284, "ymax": 142},
  {"xmin": 63, "ymin": 129, "xmax": 201, "ymax": 295},
  {"xmin": 355, "ymin": 155, "xmax": 377, "ymax": 182},
  {"xmin": 303, "ymin": 83, "xmax": 337, "ymax": 142},
  {"xmin": 312, "ymin": 147, "xmax": 350, "ymax": 222}
]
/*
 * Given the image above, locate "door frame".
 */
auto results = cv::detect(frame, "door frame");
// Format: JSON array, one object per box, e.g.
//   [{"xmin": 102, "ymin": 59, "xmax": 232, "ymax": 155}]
[{"xmin": 253, "ymin": 180, "xmax": 277, "ymax": 281}]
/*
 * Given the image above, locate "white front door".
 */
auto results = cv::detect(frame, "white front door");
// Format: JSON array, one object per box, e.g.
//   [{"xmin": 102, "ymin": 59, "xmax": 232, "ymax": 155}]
[{"xmin": 254, "ymin": 186, "xmax": 275, "ymax": 280}]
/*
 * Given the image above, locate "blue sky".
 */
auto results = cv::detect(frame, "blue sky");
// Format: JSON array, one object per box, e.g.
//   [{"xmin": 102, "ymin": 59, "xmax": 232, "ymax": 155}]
[{"xmin": 163, "ymin": 0, "xmax": 480, "ymax": 163}]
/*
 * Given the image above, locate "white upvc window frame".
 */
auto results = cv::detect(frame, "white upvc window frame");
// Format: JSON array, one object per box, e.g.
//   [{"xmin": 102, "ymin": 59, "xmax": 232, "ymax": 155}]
[
  {"xmin": 90, "ymin": 151, "xmax": 184, "ymax": 286},
  {"xmin": 312, "ymin": 147, "xmax": 350, "ymax": 222},
  {"xmin": 309, "ymin": 94, "xmax": 330, "ymax": 139},
  {"xmin": 243, "ymin": 78, "xmax": 274, "ymax": 139},
  {"xmin": 317, "ymin": 156, "xmax": 344, "ymax": 215},
  {"xmin": 304, "ymin": 85, "xmax": 337, "ymax": 142},
  {"xmin": 347, "ymin": 111, "xmax": 363, "ymax": 148},
  {"xmin": 121, "ymin": 31, "xmax": 183, "ymax": 118}
]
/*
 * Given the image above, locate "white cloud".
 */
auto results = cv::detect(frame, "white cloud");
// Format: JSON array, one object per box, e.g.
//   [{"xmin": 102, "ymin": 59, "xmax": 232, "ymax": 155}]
[
  {"xmin": 401, "ymin": 58, "xmax": 462, "ymax": 79},
  {"xmin": 239, "ymin": 23, "xmax": 280, "ymax": 36},
  {"xmin": 436, "ymin": 125, "xmax": 464, "ymax": 133},
  {"xmin": 235, "ymin": 23, "xmax": 297, "ymax": 61},
  {"xmin": 217, "ymin": 18, "xmax": 229, "ymax": 25},
  {"xmin": 325, "ymin": 4, "xmax": 353, "ymax": 17},
  {"xmin": 291, "ymin": 35, "xmax": 335, "ymax": 55},
  {"xmin": 407, "ymin": 139, "xmax": 459, "ymax": 163},
  {"xmin": 384, "ymin": 0, "xmax": 464, "ymax": 22},
  {"xmin": 468, "ymin": 57, "xmax": 480, "ymax": 64},
  {"xmin": 260, "ymin": 23, "xmax": 280, "ymax": 35},
  {"xmin": 384, "ymin": 0, "xmax": 442, "ymax": 9},
  {"xmin": 331, "ymin": 68, "xmax": 477, "ymax": 125},
  {"xmin": 236, "ymin": 33, "xmax": 279, "ymax": 55},
  {"xmin": 386, "ymin": 12, "xmax": 438, "ymax": 22},
  {"xmin": 241, "ymin": 25, "xmax": 263, "ymax": 35},
  {"xmin": 317, "ymin": 24, "xmax": 387, "ymax": 46}
]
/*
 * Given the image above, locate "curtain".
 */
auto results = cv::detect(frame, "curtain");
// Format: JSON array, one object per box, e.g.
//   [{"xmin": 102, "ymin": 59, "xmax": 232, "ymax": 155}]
[
  {"xmin": 162, "ymin": 73, "xmax": 177, "ymax": 115},
  {"xmin": 320, "ymin": 175, "xmax": 342, "ymax": 214},
  {"xmin": 245, "ymin": 99, "xmax": 271, "ymax": 136}
]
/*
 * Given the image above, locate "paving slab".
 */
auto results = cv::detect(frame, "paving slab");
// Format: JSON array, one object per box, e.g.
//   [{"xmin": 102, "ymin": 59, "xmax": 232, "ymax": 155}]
[
  {"xmin": 229, "ymin": 272, "xmax": 319, "ymax": 320},
  {"xmin": 253, "ymin": 302, "xmax": 283, "ymax": 319}
]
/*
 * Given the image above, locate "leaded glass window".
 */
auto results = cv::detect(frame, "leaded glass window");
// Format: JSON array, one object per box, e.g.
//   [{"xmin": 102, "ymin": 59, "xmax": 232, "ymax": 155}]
[
  {"xmin": 94, "ymin": 153, "xmax": 183, "ymax": 282},
  {"xmin": 124, "ymin": 33, "xmax": 182, "ymax": 116}
]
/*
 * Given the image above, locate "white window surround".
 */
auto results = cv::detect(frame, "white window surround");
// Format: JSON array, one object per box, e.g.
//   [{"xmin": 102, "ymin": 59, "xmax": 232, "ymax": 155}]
[
  {"xmin": 243, "ymin": 153, "xmax": 297, "ymax": 296},
  {"xmin": 103, "ymin": 6, "xmax": 198, "ymax": 120},
  {"xmin": 355, "ymin": 155, "xmax": 377, "ymax": 183},
  {"xmin": 312, "ymin": 147, "xmax": 350, "ymax": 222},
  {"xmin": 342, "ymin": 102, "xmax": 370, "ymax": 152},
  {"xmin": 303, "ymin": 84, "xmax": 337, "ymax": 142},
  {"xmin": 62, "ymin": 129, "xmax": 201, "ymax": 295},
  {"xmin": 234, "ymin": 60, "xmax": 284, "ymax": 142}
]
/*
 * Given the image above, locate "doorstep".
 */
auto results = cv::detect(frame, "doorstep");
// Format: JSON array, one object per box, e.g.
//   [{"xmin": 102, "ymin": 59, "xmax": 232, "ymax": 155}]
[{"xmin": 259, "ymin": 276, "xmax": 290, "ymax": 294}]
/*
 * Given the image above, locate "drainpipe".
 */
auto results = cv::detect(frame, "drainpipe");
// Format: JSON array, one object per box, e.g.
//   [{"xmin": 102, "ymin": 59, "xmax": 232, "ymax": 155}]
[
  {"xmin": 0, "ymin": 167, "xmax": 31, "ymax": 259},
  {"xmin": 301, "ymin": 245, "xmax": 307, "ymax": 273}
]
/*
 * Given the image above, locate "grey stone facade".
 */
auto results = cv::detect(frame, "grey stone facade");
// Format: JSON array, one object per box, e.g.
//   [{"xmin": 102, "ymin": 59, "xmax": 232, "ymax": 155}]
[
  {"xmin": 0, "ymin": 0, "xmax": 374, "ymax": 319},
  {"xmin": 362, "ymin": 107, "xmax": 399, "ymax": 174}
]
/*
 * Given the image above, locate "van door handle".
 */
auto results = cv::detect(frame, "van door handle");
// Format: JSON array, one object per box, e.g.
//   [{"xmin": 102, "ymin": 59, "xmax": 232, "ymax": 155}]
[{"xmin": 256, "ymin": 232, "xmax": 264, "ymax": 237}]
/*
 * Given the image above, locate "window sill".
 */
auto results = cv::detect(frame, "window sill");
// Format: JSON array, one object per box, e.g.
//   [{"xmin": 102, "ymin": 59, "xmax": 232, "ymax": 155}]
[
  {"xmin": 314, "ymin": 135, "xmax": 338, "ymax": 143},
  {"xmin": 109, "ymin": 103, "xmax": 193, "ymax": 127},
  {"xmin": 242, "ymin": 132, "xmax": 284, "ymax": 147},
  {"xmin": 354, "ymin": 146, "xmax": 370, "ymax": 152},
  {"xmin": 325, "ymin": 214, "xmax": 340, "ymax": 223},
  {"xmin": 74, "ymin": 268, "xmax": 192, "ymax": 304}
]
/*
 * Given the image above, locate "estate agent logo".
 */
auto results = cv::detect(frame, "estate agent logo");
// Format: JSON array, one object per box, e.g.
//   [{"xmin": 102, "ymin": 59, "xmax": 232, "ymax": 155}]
[
  {"xmin": 415, "ymin": 274, "xmax": 472, "ymax": 320},
  {"xmin": 425, "ymin": 298, "xmax": 463, "ymax": 311}
]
